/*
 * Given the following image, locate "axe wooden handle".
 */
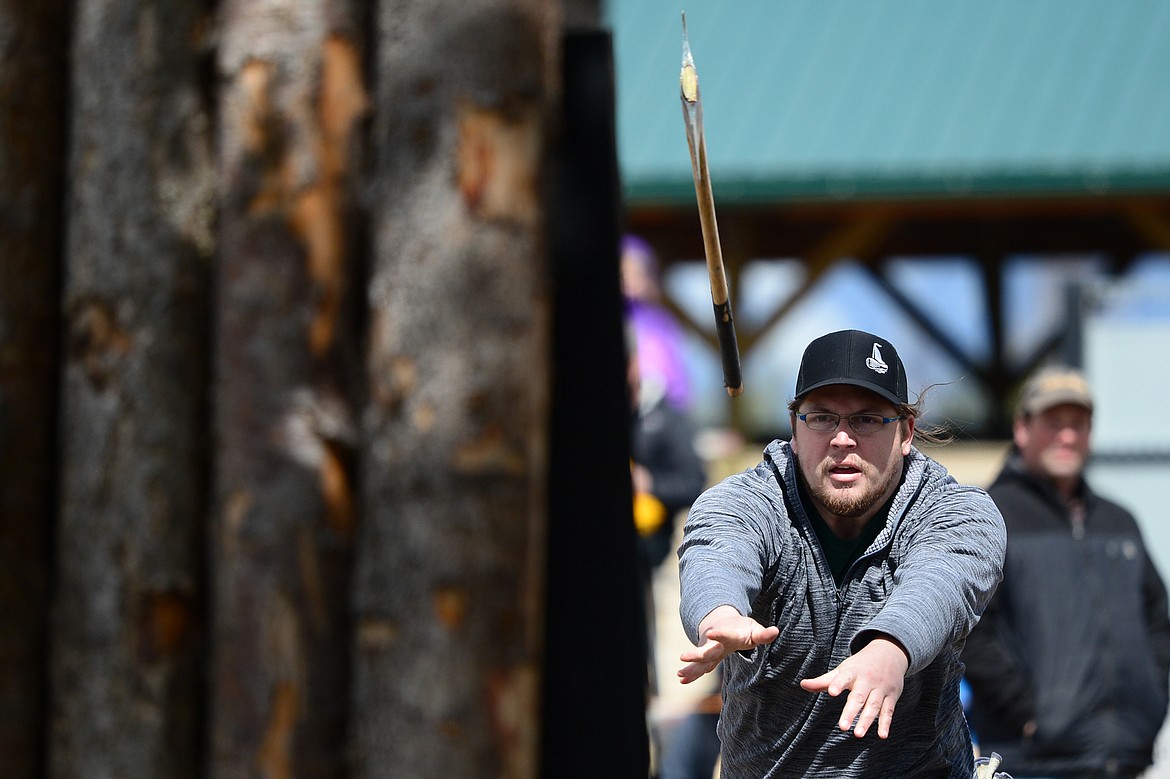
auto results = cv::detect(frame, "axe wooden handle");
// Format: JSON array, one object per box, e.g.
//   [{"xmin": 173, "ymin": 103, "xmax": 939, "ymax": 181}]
[{"xmin": 680, "ymin": 12, "xmax": 743, "ymax": 398}]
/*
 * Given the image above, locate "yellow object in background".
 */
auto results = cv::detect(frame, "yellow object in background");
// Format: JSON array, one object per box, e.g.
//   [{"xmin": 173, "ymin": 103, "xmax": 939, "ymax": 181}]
[{"xmin": 633, "ymin": 492, "xmax": 668, "ymax": 537}]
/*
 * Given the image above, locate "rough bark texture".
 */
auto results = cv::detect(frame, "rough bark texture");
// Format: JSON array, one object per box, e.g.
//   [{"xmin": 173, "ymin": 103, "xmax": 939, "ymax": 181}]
[
  {"xmin": 0, "ymin": 2, "xmax": 68, "ymax": 776},
  {"xmin": 209, "ymin": 1, "xmax": 367, "ymax": 777},
  {"xmin": 48, "ymin": 0, "xmax": 216, "ymax": 776},
  {"xmin": 0, "ymin": 1, "xmax": 601, "ymax": 774},
  {"xmin": 351, "ymin": 2, "xmax": 557, "ymax": 777}
]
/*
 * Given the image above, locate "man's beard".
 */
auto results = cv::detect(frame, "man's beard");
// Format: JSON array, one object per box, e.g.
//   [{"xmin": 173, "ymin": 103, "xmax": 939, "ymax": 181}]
[{"xmin": 806, "ymin": 461, "xmax": 901, "ymax": 519}]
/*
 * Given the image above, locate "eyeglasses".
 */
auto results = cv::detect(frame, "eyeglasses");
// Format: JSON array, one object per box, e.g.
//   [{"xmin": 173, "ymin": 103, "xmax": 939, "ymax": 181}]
[{"xmin": 796, "ymin": 412, "xmax": 905, "ymax": 436}]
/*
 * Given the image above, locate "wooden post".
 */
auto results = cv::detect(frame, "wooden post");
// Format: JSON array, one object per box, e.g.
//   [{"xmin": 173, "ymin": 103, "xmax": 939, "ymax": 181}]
[
  {"xmin": 210, "ymin": 1, "xmax": 367, "ymax": 776},
  {"xmin": 351, "ymin": 3, "xmax": 556, "ymax": 776},
  {"xmin": 49, "ymin": 0, "xmax": 215, "ymax": 775}
]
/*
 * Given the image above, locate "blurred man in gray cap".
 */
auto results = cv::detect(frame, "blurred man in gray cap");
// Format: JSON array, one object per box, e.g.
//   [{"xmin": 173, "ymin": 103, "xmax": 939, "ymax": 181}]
[{"xmin": 963, "ymin": 366, "xmax": 1170, "ymax": 779}]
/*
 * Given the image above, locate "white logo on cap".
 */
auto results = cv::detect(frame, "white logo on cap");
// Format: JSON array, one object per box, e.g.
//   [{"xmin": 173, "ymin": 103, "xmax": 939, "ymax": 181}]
[{"xmin": 865, "ymin": 343, "xmax": 889, "ymax": 374}]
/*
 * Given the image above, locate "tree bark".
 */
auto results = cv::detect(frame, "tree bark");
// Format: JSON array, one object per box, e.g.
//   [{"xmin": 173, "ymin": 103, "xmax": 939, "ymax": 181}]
[
  {"xmin": 351, "ymin": 2, "xmax": 557, "ymax": 777},
  {"xmin": 209, "ymin": 1, "xmax": 367, "ymax": 777},
  {"xmin": 48, "ymin": 0, "xmax": 216, "ymax": 777},
  {"xmin": 0, "ymin": 2, "xmax": 68, "ymax": 776}
]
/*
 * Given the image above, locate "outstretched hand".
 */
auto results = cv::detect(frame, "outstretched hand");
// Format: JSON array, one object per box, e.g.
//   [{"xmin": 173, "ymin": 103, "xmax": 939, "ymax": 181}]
[
  {"xmin": 678, "ymin": 605, "xmax": 779, "ymax": 684},
  {"xmin": 799, "ymin": 636, "xmax": 909, "ymax": 739}
]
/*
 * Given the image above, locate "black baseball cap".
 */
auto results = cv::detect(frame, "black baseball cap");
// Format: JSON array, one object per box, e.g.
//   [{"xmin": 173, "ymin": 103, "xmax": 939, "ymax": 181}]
[{"xmin": 794, "ymin": 329, "xmax": 908, "ymax": 407}]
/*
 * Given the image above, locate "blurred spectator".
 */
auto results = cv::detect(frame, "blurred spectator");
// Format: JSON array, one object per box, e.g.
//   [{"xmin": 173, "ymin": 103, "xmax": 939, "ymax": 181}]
[
  {"xmin": 622, "ymin": 234, "xmax": 693, "ymax": 413},
  {"xmin": 627, "ymin": 327, "xmax": 706, "ymax": 671},
  {"xmin": 627, "ymin": 322, "xmax": 707, "ymax": 773},
  {"xmin": 630, "ymin": 377, "xmax": 706, "ymax": 577},
  {"xmin": 962, "ymin": 366, "xmax": 1170, "ymax": 779}
]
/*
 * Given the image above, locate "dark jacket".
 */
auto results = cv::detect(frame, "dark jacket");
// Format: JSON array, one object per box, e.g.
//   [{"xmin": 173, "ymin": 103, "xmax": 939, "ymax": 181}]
[{"xmin": 962, "ymin": 453, "xmax": 1170, "ymax": 777}]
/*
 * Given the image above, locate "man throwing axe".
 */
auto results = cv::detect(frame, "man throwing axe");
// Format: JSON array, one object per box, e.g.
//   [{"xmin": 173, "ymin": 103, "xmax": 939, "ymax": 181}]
[{"xmin": 677, "ymin": 329, "xmax": 1006, "ymax": 778}]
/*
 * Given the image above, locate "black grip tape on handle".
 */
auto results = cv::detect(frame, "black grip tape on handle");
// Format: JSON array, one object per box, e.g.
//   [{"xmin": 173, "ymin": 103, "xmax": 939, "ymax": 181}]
[{"xmin": 713, "ymin": 300, "xmax": 743, "ymax": 396}]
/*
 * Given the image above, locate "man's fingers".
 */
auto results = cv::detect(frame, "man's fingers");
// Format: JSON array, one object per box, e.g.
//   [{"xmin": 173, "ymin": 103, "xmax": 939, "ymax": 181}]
[
  {"xmin": 852, "ymin": 691, "xmax": 897, "ymax": 739},
  {"xmin": 877, "ymin": 696, "xmax": 896, "ymax": 739},
  {"xmin": 754, "ymin": 625, "xmax": 780, "ymax": 644},
  {"xmin": 678, "ymin": 619, "xmax": 780, "ymax": 686},
  {"xmin": 853, "ymin": 692, "xmax": 882, "ymax": 737},
  {"xmin": 677, "ymin": 652, "xmax": 722, "ymax": 684},
  {"xmin": 678, "ymin": 638, "xmax": 727, "ymax": 684},
  {"xmin": 677, "ymin": 660, "xmax": 714, "ymax": 684},
  {"xmin": 800, "ymin": 668, "xmax": 851, "ymax": 697},
  {"xmin": 680, "ymin": 637, "xmax": 725, "ymax": 665},
  {"xmin": 802, "ymin": 668, "xmax": 899, "ymax": 739},
  {"xmin": 798, "ymin": 672, "xmax": 831, "ymax": 693},
  {"xmin": 831, "ymin": 688, "xmax": 869, "ymax": 737},
  {"xmin": 832, "ymin": 688, "xmax": 897, "ymax": 739},
  {"xmin": 702, "ymin": 626, "xmax": 746, "ymax": 647}
]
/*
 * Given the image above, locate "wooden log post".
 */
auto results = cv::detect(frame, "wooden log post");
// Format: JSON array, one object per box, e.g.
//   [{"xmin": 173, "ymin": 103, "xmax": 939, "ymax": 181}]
[
  {"xmin": 351, "ymin": 3, "xmax": 557, "ymax": 777},
  {"xmin": 49, "ymin": 0, "xmax": 216, "ymax": 776},
  {"xmin": 209, "ymin": 1, "xmax": 367, "ymax": 776}
]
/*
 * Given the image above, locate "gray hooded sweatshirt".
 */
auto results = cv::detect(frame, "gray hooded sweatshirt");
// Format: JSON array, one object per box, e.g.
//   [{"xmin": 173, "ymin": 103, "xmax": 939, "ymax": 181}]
[{"xmin": 678, "ymin": 441, "xmax": 1005, "ymax": 779}]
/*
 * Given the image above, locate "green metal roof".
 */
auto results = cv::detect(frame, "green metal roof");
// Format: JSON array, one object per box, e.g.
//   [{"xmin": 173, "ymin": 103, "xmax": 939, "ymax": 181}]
[{"xmin": 602, "ymin": 0, "xmax": 1170, "ymax": 205}]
